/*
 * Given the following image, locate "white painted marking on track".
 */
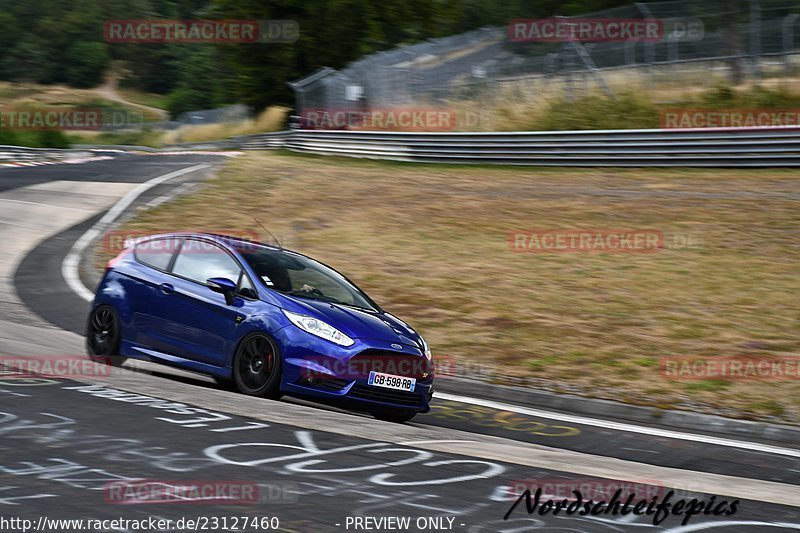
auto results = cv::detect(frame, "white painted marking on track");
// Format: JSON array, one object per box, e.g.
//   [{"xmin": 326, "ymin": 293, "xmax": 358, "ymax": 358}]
[
  {"xmin": 61, "ymin": 164, "xmax": 210, "ymax": 302},
  {"xmin": 665, "ymin": 521, "xmax": 800, "ymax": 532},
  {"xmin": 436, "ymin": 392, "xmax": 800, "ymax": 458},
  {"xmin": 397, "ymin": 439, "xmax": 477, "ymax": 446},
  {"xmin": 622, "ymin": 447, "xmax": 659, "ymax": 454},
  {"xmin": 0, "ymin": 198, "xmax": 91, "ymax": 210}
]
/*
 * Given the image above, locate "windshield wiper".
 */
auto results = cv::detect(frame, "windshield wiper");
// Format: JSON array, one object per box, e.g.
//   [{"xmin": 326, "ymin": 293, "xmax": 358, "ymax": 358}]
[
  {"xmin": 281, "ymin": 290, "xmax": 378, "ymax": 313},
  {"xmin": 284, "ymin": 290, "xmax": 337, "ymax": 303},
  {"xmin": 332, "ymin": 301, "xmax": 378, "ymax": 314}
]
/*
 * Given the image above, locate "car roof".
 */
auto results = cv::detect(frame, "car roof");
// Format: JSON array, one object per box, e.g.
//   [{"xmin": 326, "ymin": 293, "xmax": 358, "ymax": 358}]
[
  {"xmin": 136, "ymin": 231, "xmax": 295, "ymax": 254},
  {"xmin": 133, "ymin": 231, "xmax": 383, "ymax": 312}
]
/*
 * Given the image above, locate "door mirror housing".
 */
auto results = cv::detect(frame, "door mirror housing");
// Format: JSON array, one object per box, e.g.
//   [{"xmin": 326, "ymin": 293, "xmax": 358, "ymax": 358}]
[{"xmin": 206, "ymin": 277, "xmax": 237, "ymax": 305}]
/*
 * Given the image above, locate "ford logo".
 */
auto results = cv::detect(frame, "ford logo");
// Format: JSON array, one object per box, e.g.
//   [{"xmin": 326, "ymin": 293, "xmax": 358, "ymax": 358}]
[{"xmin": 391, "ymin": 343, "xmax": 403, "ymax": 350}]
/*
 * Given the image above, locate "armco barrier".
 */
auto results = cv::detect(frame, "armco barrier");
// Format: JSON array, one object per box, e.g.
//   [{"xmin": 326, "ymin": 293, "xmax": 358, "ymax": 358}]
[
  {"xmin": 9, "ymin": 127, "xmax": 800, "ymax": 168},
  {"xmin": 231, "ymin": 128, "xmax": 800, "ymax": 167}
]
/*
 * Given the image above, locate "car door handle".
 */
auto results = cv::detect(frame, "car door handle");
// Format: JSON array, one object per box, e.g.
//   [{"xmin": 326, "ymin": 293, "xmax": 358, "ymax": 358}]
[{"xmin": 159, "ymin": 283, "xmax": 174, "ymax": 295}]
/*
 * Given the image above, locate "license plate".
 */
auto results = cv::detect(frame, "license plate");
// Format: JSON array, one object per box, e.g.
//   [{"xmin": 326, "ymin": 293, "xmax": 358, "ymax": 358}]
[{"xmin": 368, "ymin": 371, "xmax": 416, "ymax": 392}]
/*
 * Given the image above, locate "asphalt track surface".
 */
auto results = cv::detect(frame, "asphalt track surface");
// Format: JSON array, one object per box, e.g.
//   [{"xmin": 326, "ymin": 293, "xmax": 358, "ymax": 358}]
[{"xmin": 0, "ymin": 155, "xmax": 798, "ymax": 532}]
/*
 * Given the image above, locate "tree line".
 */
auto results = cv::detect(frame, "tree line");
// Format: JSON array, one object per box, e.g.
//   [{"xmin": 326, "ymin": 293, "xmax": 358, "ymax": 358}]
[{"xmin": 0, "ymin": 0, "xmax": 638, "ymax": 117}]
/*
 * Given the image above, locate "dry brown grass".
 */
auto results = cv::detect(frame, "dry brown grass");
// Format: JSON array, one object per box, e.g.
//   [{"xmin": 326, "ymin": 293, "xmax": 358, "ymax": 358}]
[
  {"xmin": 161, "ymin": 107, "xmax": 289, "ymax": 144},
  {"xmin": 0, "ymin": 81, "xmax": 164, "ymax": 121},
  {"xmin": 450, "ymin": 62, "xmax": 800, "ymax": 131},
  {"xmin": 111, "ymin": 152, "xmax": 800, "ymax": 422},
  {"xmin": 69, "ymin": 106, "xmax": 289, "ymax": 147}
]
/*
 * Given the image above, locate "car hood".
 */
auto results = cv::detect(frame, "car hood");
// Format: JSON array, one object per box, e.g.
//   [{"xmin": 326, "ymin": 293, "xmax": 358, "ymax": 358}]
[{"xmin": 278, "ymin": 295, "xmax": 423, "ymax": 349}]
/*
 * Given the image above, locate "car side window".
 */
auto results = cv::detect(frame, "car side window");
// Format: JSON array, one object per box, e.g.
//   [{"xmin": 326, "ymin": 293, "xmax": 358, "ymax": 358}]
[
  {"xmin": 134, "ymin": 238, "xmax": 180, "ymax": 271},
  {"xmin": 172, "ymin": 239, "xmax": 241, "ymax": 284}
]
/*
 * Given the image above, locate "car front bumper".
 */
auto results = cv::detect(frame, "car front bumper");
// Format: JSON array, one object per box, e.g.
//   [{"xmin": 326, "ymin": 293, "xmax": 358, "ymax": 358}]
[{"xmin": 275, "ymin": 326, "xmax": 434, "ymax": 413}]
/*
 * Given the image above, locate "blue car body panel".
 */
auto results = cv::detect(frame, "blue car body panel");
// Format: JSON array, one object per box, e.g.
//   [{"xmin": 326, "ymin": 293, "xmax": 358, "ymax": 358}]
[{"xmin": 91, "ymin": 233, "xmax": 433, "ymax": 413}]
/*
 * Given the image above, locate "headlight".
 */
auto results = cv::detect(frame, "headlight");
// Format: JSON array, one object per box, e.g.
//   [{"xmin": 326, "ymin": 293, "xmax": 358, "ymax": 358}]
[
  {"xmin": 282, "ymin": 309, "xmax": 354, "ymax": 347},
  {"xmin": 420, "ymin": 336, "xmax": 432, "ymax": 360}
]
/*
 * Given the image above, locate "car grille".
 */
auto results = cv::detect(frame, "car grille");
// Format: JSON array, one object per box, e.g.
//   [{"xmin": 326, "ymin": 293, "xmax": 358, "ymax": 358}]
[
  {"xmin": 348, "ymin": 384, "xmax": 422, "ymax": 407},
  {"xmin": 317, "ymin": 378, "xmax": 349, "ymax": 391},
  {"xmin": 347, "ymin": 349, "xmax": 432, "ymax": 380},
  {"xmin": 294, "ymin": 376, "xmax": 350, "ymax": 392}
]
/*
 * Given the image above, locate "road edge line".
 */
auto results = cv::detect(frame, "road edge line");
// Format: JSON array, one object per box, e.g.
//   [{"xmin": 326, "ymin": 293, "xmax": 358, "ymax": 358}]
[
  {"xmin": 436, "ymin": 392, "xmax": 800, "ymax": 458},
  {"xmin": 61, "ymin": 163, "xmax": 210, "ymax": 302}
]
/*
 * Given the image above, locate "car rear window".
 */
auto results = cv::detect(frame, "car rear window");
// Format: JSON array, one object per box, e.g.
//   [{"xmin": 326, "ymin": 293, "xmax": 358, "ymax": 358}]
[{"xmin": 134, "ymin": 238, "xmax": 180, "ymax": 271}]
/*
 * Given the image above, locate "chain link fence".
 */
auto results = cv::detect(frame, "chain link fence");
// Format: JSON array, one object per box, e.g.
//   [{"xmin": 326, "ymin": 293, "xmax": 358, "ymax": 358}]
[
  {"xmin": 140, "ymin": 104, "xmax": 251, "ymax": 131},
  {"xmin": 289, "ymin": 0, "xmax": 800, "ymax": 124}
]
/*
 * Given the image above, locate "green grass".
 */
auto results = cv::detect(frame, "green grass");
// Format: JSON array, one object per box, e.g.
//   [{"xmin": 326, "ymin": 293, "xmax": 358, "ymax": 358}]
[
  {"xmin": 751, "ymin": 400, "xmax": 786, "ymax": 417},
  {"xmin": 683, "ymin": 380, "xmax": 731, "ymax": 393},
  {"xmin": 0, "ymin": 129, "xmax": 70, "ymax": 148}
]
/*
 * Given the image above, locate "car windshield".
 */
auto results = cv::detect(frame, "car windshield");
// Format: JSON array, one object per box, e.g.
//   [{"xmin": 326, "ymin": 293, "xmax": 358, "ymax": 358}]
[{"xmin": 237, "ymin": 246, "xmax": 379, "ymax": 312}]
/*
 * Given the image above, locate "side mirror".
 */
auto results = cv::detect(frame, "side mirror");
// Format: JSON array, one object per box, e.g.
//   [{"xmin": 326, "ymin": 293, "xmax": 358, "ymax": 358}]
[{"xmin": 206, "ymin": 277, "xmax": 237, "ymax": 305}]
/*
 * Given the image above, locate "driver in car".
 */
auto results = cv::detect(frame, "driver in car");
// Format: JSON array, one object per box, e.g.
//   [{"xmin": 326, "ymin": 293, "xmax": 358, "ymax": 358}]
[{"xmin": 263, "ymin": 266, "xmax": 318, "ymax": 295}]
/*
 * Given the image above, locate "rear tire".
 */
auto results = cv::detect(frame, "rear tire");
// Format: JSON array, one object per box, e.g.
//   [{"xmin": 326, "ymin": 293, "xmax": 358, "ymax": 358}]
[
  {"xmin": 232, "ymin": 332, "xmax": 283, "ymax": 399},
  {"xmin": 372, "ymin": 410, "xmax": 417, "ymax": 423},
  {"xmin": 85, "ymin": 304, "xmax": 127, "ymax": 366}
]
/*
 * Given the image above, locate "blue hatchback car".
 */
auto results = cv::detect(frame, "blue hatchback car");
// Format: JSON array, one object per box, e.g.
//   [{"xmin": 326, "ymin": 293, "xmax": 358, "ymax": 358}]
[{"xmin": 86, "ymin": 232, "xmax": 434, "ymax": 422}]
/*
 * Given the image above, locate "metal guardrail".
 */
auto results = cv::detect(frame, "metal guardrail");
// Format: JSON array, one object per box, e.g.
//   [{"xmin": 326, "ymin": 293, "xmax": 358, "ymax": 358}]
[
  {"xmin": 235, "ymin": 128, "xmax": 800, "ymax": 167},
  {"xmin": 74, "ymin": 144, "xmax": 158, "ymax": 152},
  {"xmin": 7, "ymin": 128, "xmax": 800, "ymax": 168},
  {"xmin": 161, "ymin": 138, "xmax": 251, "ymax": 151}
]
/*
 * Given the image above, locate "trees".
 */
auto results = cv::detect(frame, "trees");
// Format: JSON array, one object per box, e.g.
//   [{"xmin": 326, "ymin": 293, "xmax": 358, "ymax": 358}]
[
  {"xmin": 0, "ymin": 0, "xmax": 636, "ymax": 116},
  {"xmin": 65, "ymin": 42, "xmax": 111, "ymax": 88}
]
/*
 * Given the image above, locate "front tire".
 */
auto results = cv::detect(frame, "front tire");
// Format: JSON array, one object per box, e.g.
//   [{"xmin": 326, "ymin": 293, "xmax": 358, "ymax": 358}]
[
  {"xmin": 85, "ymin": 304, "xmax": 127, "ymax": 366},
  {"xmin": 232, "ymin": 332, "xmax": 283, "ymax": 399}
]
